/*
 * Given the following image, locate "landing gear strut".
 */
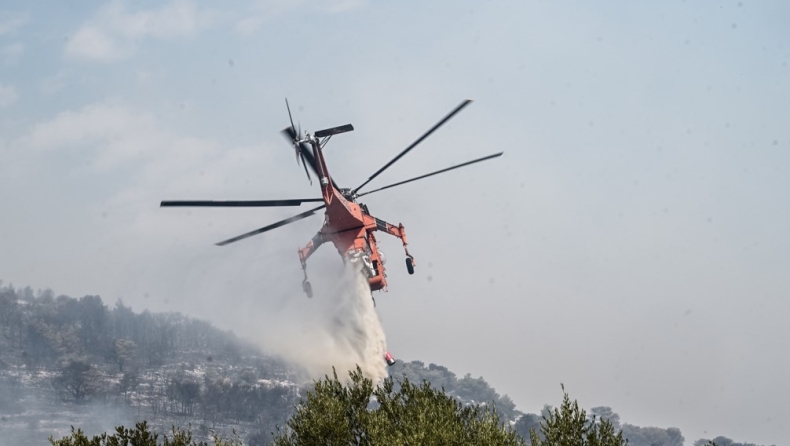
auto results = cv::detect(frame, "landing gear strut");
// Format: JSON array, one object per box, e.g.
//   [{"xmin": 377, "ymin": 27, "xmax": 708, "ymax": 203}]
[
  {"xmin": 298, "ymin": 232, "xmax": 323, "ymax": 298},
  {"xmin": 300, "ymin": 255, "xmax": 313, "ymax": 298}
]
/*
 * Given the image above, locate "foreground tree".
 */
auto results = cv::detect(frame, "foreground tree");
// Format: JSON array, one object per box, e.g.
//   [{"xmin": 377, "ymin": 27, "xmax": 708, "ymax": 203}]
[
  {"xmin": 49, "ymin": 421, "xmax": 240, "ymax": 446},
  {"xmin": 529, "ymin": 385, "xmax": 627, "ymax": 446},
  {"xmin": 272, "ymin": 366, "xmax": 524, "ymax": 446}
]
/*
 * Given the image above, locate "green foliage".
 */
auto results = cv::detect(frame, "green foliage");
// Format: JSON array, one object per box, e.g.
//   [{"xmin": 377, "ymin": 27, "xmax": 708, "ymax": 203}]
[
  {"xmin": 48, "ymin": 421, "xmax": 241, "ymax": 446},
  {"xmin": 370, "ymin": 376, "xmax": 521, "ymax": 445},
  {"xmin": 529, "ymin": 385, "xmax": 627, "ymax": 446},
  {"xmin": 273, "ymin": 366, "xmax": 524, "ymax": 446},
  {"xmin": 388, "ymin": 360, "xmax": 519, "ymax": 422}
]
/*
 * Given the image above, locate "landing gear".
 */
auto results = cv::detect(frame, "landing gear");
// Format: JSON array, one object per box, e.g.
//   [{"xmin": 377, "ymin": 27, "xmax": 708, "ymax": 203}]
[
  {"xmin": 298, "ymin": 232, "xmax": 324, "ymax": 298},
  {"xmin": 396, "ymin": 224, "xmax": 415, "ymax": 276}
]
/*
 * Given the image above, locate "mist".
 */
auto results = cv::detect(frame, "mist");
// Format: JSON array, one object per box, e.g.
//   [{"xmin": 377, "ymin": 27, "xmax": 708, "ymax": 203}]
[{"xmin": 250, "ymin": 259, "xmax": 390, "ymax": 383}]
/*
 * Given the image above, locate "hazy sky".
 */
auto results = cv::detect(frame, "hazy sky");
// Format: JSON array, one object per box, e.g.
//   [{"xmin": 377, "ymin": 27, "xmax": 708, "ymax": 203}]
[{"xmin": 1, "ymin": 1, "xmax": 788, "ymax": 444}]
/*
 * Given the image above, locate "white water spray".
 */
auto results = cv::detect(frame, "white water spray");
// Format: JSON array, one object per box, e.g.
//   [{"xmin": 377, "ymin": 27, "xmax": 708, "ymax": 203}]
[
  {"xmin": 324, "ymin": 262, "xmax": 389, "ymax": 382},
  {"xmin": 258, "ymin": 261, "xmax": 389, "ymax": 384}
]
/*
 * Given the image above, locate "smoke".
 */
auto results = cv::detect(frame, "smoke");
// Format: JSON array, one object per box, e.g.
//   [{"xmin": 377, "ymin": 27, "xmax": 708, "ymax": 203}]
[{"xmin": 256, "ymin": 260, "xmax": 389, "ymax": 384}]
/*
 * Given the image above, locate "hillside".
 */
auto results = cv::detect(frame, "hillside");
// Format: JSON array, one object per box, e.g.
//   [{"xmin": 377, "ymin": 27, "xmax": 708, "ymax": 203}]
[
  {"xmin": 0, "ymin": 282, "xmax": 768, "ymax": 446},
  {"xmin": 0, "ymin": 283, "xmax": 526, "ymax": 445},
  {"xmin": 0, "ymin": 284, "xmax": 301, "ymax": 445}
]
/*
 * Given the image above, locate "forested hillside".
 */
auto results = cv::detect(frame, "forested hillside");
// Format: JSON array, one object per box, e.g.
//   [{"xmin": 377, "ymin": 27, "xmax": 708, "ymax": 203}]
[
  {"xmin": 0, "ymin": 282, "xmax": 771, "ymax": 446},
  {"xmin": 0, "ymin": 282, "xmax": 299, "ymax": 445}
]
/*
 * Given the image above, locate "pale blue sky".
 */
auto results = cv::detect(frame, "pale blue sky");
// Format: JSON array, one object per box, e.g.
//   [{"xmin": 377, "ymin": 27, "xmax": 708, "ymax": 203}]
[{"xmin": 1, "ymin": 1, "xmax": 789, "ymax": 444}]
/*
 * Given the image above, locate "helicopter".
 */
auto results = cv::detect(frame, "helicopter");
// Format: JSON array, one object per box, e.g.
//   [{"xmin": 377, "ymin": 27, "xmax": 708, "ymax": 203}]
[{"xmin": 161, "ymin": 99, "xmax": 502, "ymax": 298}]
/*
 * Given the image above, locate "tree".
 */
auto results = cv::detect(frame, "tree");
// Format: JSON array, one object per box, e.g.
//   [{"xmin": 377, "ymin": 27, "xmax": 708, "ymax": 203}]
[
  {"xmin": 273, "ymin": 366, "xmax": 524, "ymax": 446},
  {"xmin": 76, "ymin": 295, "xmax": 109, "ymax": 353},
  {"xmin": 590, "ymin": 406, "xmax": 621, "ymax": 431},
  {"xmin": 388, "ymin": 360, "xmax": 520, "ymax": 423},
  {"xmin": 52, "ymin": 357, "xmax": 101, "ymax": 401},
  {"xmin": 118, "ymin": 370, "xmax": 139, "ymax": 400},
  {"xmin": 622, "ymin": 425, "xmax": 683, "ymax": 446},
  {"xmin": 0, "ymin": 286, "xmax": 18, "ymax": 335},
  {"xmin": 168, "ymin": 374, "xmax": 201, "ymax": 415},
  {"xmin": 49, "ymin": 421, "xmax": 241, "ymax": 446},
  {"xmin": 693, "ymin": 437, "xmax": 768, "ymax": 446},
  {"xmin": 112, "ymin": 338, "xmax": 137, "ymax": 372},
  {"xmin": 514, "ymin": 413, "xmax": 543, "ymax": 441},
  {"xmin": 529, "ymin": 385, "xmax": 627, "ymax": 446}
]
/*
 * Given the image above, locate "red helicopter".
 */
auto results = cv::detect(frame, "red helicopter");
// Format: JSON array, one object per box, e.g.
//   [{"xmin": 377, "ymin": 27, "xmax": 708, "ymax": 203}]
[{"xmin": 161, "ymin": 99, "xmax": 502, "ymax": 298}]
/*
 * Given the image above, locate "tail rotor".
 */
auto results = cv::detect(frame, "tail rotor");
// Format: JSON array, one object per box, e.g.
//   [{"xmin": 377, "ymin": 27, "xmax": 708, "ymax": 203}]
[{"xmin": 285, "ymin": 98, "xmax": 312, "ymax": 185}]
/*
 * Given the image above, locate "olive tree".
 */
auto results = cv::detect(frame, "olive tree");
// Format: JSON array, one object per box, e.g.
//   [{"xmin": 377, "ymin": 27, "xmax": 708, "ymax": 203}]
[
  {"xmin": 529, "ymin": 385, "xmax": 627, "ymax": 446},
  {"xmin": 272, "ymin": 366, "xmax": 524, "ymax": 446}
]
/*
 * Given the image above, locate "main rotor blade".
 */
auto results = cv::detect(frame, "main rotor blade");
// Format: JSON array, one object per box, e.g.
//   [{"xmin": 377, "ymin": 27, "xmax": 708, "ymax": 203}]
[
  {"xmin": 353, "ymin": 99, "xmax": 473, "ymax": 194},
  {"xmin": 357, "ymin": 152, "xmax": 503, "ymax": 198},
  {"xmin": 285, "ymin": 98, "xmax": 296, "ymax": 138},
  {"xmin": 215, "ymin": 204, "xmax": 326, "ymax": 246},
  {"xmin": 161, "ymin": 199, "xmax": 324, "ymax": 207}
]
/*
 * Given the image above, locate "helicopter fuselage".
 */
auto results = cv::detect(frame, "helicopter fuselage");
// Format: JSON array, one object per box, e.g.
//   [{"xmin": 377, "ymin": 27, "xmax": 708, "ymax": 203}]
[{"xmin": 297, "ymin": 139, "xmax": 411, "ymax": 292}]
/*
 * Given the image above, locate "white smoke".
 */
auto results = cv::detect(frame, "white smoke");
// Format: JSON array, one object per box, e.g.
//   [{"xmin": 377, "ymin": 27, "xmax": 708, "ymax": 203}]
[{"xmin": 256, "ymin": 260, "xmax": 389, "ymax": 384}]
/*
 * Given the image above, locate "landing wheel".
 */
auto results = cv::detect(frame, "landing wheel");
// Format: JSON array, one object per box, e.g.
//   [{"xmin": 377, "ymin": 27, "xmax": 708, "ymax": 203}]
[
  {"xmin": 303, "ymin": 280, "xmax": 313, "ymax": 298},
  {"xmin": 406, "ymin": 257, "xmax": 415, "ymax": 275}
]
